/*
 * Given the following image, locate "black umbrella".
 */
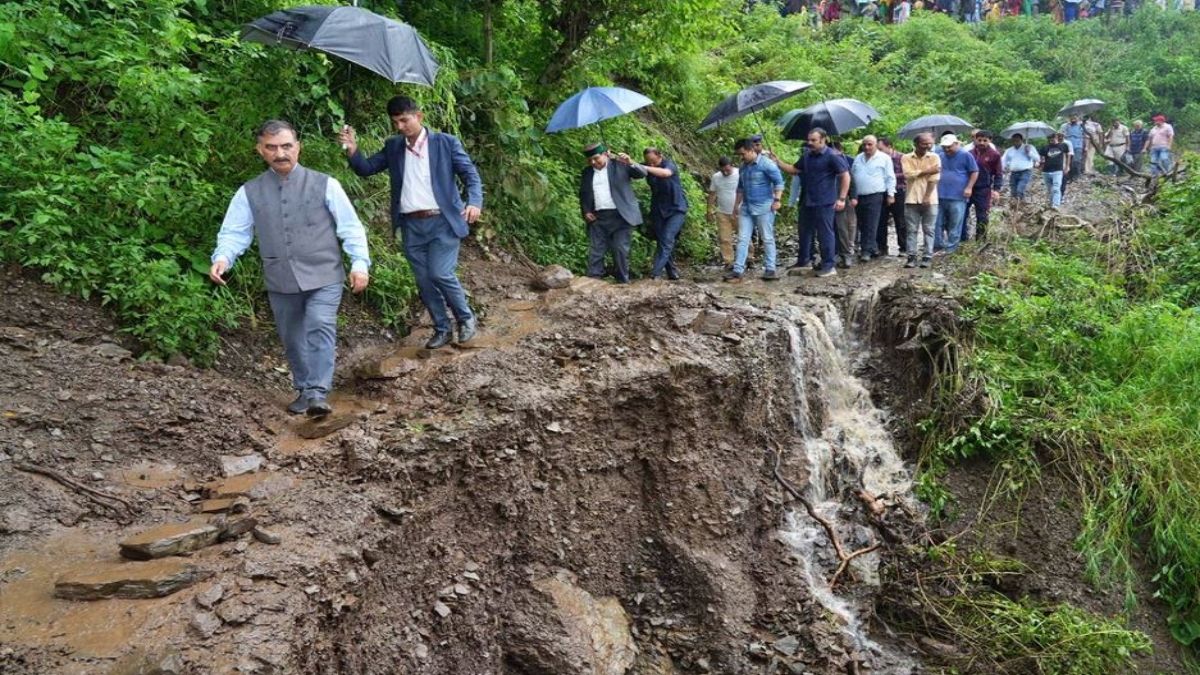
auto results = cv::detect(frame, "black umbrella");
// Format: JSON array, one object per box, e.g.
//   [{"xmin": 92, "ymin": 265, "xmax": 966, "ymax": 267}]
[
  {"xmin": 778, "ymin": 98, "xmax": 882, "ymax": 139},
  {"xmin": 241, "ymin": 5, "xmax": 439, "ymax": 86},
  {"xmin": 896, "ymin": 114, "xmax": 974, "ymax": 140},
  {"xmin": 698, "ymin": 80, "xmax": 814, "ymax": 133}
]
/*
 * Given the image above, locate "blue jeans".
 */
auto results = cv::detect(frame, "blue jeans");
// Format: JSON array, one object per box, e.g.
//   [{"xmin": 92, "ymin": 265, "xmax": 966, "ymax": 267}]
[
  {"xmin": 400, "ymin": 212, "xmax": 474, "ymax": 333},
  {"xmin": 1150, "ymin": 147, "xmax": 1172, "ymax": 176},
  {"xmin": 1043, "ymin": 171, "xmax": 1063, "ymax": 207},
  {"xmin": 799, "ymin": 205, "xmax": 837, "ymax": 272},
  {"xmin": 1010, "ymin": 170, "xmax": 1032, "ymax": 200},
  {"xmin": 734, "ymin": 210, "xmax": 777, "ymax": 273},
  {"xmin": 268, "ymin": 282, "xmax": 344, "ymax": 399},
  {"xmin": 934, "ymin": 199, "xmax": 967, "ymax": 253},
  {"xmin": 650, "ymin": 211, "xmax": 686, "ymax": 278}
]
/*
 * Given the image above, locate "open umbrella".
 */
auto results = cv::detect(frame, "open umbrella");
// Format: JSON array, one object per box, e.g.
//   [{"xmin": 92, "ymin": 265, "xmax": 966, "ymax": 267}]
[
  {"xmin": 241, "ymin": 5, "xmax": 439, "ymax": 86},
  {"xmin": 778, "ymin": 98, "xmax": 881, "ymax": 139},
  {"xmin": 1056, "ymin": 98, "xmax": 1105, "ymax": 118},
  {"xmin": 545, "ymin": 87, "xmax": 653, "ymax": 135},
  {"xmin": 999, "ymin": 121, "xmax": 1057, "ymax": 140},
  {"xmin": 698, "ymin": 80, "xmax": 814, "ymax": 133},
  {"xmin": 896, "ymin": 114, "xmax": 974, "ymax": 140}
]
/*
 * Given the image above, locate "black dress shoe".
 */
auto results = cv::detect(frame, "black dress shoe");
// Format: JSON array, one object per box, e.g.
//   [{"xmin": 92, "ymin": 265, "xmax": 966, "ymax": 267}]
[
  {"xmin": 425, "ymin": 331, "xmax": 452, "ymax": 349},
  {"xmin": 458, "ymin": 317, "xmax": 477, "ymax": 344},
  {"xmin": 287, "ymin": 394, "xmax": 309, "ymax": 415},
  {"xmin": 306, "ymin": 397, "xmax": 332, "ymax": 418},
  {"xmin": 667, "ymin": 270, "xmax": 681, "ymax": 281}
]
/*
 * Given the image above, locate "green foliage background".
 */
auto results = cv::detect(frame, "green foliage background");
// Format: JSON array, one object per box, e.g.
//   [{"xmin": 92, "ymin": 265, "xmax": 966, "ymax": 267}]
[{"xmin": 4, "ymin": 1, "xmax": 1200, "ymax": 665}]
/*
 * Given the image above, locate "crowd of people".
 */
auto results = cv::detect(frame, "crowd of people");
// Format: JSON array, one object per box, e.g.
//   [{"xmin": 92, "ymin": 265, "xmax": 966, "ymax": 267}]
[
  {"xmin": 204, "ymin": 95, "xmax": 1177, "ymax": 415},
  {"xmin": 777, "ymin": 0, "xmax": 1190, "ymax": 24},
  {"xmin": 580, "ymin": 110, "xmax": 1175, "ymax": 285}
]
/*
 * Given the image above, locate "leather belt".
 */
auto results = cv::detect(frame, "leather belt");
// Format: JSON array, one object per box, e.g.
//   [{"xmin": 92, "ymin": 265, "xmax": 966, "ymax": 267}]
[{"xmin": 403, "ymin": 209, "xmax": 441, "ymax": 219}]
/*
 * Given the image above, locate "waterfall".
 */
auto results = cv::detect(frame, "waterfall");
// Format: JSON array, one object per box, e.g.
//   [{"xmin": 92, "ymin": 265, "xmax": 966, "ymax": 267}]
[{"xmin": 777, "ymin": 296, "xmax": 919, "ymax": 674}]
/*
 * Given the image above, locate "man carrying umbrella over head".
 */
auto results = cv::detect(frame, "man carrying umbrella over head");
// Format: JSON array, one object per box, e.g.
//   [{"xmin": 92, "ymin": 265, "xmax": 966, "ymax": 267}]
[
  {"xmin": 578, "ymin": 143, "xmax": 648, "ymax": 284},
  {"xmin": 339, "ymin": 96, "xmax": 483, "ymax": 351}
]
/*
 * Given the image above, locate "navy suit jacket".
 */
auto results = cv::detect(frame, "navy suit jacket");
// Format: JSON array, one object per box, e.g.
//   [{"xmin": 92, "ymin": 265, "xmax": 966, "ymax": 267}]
[
  {"xmin": 579, "ymin": 160, "xmax": 647, "ymax": 227},
  {"xmin": 348, "ymin": 130, "xmax": 484, "ymax": 239}
]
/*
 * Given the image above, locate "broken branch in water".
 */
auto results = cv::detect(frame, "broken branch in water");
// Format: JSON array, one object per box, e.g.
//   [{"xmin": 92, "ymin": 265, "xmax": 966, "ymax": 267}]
[{"xmin": 771, "ymin": 442, "xmax": 880, "ymax": 589}]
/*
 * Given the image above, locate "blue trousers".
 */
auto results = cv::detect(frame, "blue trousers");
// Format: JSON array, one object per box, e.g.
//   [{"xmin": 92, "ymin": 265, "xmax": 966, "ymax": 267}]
[
  {"xmin": 1010, "ymin": 169, "xmax": 1032, "ymax": 200},
  {"xmin": 400, "ymin": 212, "xmax": 474, "ymax": 333},
  {"xmin": 933, "ymin": 199, "xmax": 967, "ymax": 253},
  {"xmin": 799, "ymin": 205, "xmax": 837, "ymax": 272},
  {"xmin": 650, "ymin": 211, "xmax": 686, "ymax": 278},
  {"xmin": 268, "ymin": 282, "xmax": 343, "ymax": 399},
  {"xmin": 734, "ymin": 210, "xmax": 777, "ymax": 273}
]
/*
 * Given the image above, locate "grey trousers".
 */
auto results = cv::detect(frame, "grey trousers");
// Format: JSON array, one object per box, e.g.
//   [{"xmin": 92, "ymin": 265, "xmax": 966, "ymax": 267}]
[
  {"xmin": 905, "ymin": 203, "xmax": 938, "ymax": 259},
  {"xmin": 268, "ymin": 282, "xmax": 343, "ymax": 399},
  {"xmin": 586, "ymin": 210, "xmax": 634, "ymax": 283}
]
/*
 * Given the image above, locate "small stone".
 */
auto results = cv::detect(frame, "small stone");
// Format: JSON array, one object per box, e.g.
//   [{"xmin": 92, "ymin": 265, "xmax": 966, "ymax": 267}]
[
  {"xmin": 464, "ymin": 561, "xmax": 480, "ymax": 572},
  {"xmin": 90, "ymin": 471, "xmax": 104, "ymax": 481},
  {"xmin": 362, "ymin": 549, "xmax": 383, "ymax": 566},
  {"xmin": 215, "ymin": 597, "xmax": 257, "ymax": 625},
  {"xmin": 251, "ymin": 527, "xmax": 282, "ymax": 545},
  {"xmin": 304, "ymin": 585, "xmax": 320, "ymax": 595},
  {"xmin": 773, "ymin": 635, "xmax": 799, "ymax": 657},
  {"xmin": 433, "ymin": 602, "xmax": 452, "ymax": 618},
  {"xmin": 453, "ymin": 584, "xmax": 470, "ymax": 596},
  {"xmin": 438, "ymin": 585, "xmax": 456, "ymax": 598},
  {"xmin": 346, "ymin": 570, "xmax": 359, "ymax": 584},
  {"xmin": 195, "ymin": 583, "xmax": 225, "ymax": 609},
  {"xmin": 219, "ymin": 454, "xmax": 264, "ymax": 478},
  {"xmin": 95, "ymin": 343, "xmax": 133, "ymax": 360},
  {"xmin": 100, "ymin": 454, "xmax": 115, "ymax": 463},
  {"xmin": 414, "ymin": 644, "xmax": 429, "ymax": 659},
  {"xmin": 533, "ymin": 264, "xmax": 574, "ymax": 290},
  {"xmin": 691, "ymin": 310, "xmax": 733, "ymax": 336},
  {"xmin": 190, "ymin": 611, "xmax": 222, "ymax": 638},
  {"xmin": 462, "ymin": 571, "xmax": 480, "ymax": 582}
]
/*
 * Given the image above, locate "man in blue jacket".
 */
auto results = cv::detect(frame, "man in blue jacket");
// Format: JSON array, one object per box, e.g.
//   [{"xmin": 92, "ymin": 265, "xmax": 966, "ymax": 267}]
[{"xmin": 340, "ymin": 96, "xmax": 483, "ymax": 350}]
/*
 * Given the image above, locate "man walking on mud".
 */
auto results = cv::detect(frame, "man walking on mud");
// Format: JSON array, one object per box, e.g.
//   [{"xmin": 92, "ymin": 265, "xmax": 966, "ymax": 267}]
[
  {"xmin": 339, "ymin": 96, "xmax": 483, "ymax": 350},
  {"xmin": 210, "ymin": 120, "xmax": 371, "ymax": 418},
  {"xmin": 577, "ymin": 142, "xmax": 648, "ymax": 284}
]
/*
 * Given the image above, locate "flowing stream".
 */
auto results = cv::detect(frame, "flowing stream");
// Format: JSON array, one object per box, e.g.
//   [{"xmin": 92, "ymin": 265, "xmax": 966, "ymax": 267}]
[{"xmin": 777, "ymin": 293, "xmax": 920, "ymax": 674}]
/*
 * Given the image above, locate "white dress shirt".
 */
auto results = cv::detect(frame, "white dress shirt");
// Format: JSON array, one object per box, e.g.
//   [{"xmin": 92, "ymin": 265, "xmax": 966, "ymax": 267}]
[{"xmin": 399, "ymin": 128, "xmax": 439, "ymax": 213}]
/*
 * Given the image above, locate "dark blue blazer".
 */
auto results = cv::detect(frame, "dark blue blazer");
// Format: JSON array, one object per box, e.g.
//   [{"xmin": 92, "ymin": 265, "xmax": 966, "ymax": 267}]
[{"xmin": 348, "ymin": 130, "xmax": 484, "ymax": 239}]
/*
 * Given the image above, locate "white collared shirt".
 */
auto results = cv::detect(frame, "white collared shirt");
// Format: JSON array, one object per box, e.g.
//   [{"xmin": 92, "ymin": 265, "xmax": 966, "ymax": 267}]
[
  {"xmin": 399, "ymin": 128, "xmax": 439, "ymax": 213},
  {"xmin": 592, "ymin": 164, "xmax": 617, "ymax": 211}
]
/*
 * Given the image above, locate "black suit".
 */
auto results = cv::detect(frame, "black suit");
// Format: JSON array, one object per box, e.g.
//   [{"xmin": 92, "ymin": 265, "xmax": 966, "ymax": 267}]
[{"xmin": 579, "ymin": 159, "xmax": 647, "ymax": 283}]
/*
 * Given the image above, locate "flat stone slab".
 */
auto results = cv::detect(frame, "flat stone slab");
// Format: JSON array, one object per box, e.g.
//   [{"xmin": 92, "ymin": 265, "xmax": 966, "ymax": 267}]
[
  {"xmin": 199, "ymin": 497, "xmax": 249, "ymax": 514},
  {"xmin": 54, "ymin": 559, "xmax": 212, "ymax": 600},
  {"xmin": 119, "ymin": 521, "xmax": 221, "ymax": 560}
]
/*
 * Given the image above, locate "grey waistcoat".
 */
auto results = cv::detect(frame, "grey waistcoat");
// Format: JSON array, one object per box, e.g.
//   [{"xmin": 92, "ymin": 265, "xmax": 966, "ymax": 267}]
[{"xmin": 244, "ymin": 164, "xmax": 344, "ymax": 294}]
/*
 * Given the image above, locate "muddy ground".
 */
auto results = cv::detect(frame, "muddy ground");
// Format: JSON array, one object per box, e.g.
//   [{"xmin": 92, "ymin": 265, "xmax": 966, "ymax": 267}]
[{"xmin": 0, "ymin": 173, "xmax": 1187, "ymax": 675}]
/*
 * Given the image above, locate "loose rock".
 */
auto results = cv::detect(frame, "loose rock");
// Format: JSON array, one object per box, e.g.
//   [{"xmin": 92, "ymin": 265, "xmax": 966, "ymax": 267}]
[
  {"xmin": 119, "ymin": 522, "xmax": 222, "ymax": 560},
  {"xmin": 54, "ymin": 559, "xmax": 212, "ymax": 600}
]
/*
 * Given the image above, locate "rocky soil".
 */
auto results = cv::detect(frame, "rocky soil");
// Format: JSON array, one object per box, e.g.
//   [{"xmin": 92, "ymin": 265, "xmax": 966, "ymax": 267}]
[{"xmin": 0, "ymin": 173, "xmax": 1187, "ymax": 675}]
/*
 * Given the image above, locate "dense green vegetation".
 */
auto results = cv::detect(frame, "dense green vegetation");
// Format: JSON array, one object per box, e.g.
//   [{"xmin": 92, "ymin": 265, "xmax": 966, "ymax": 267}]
[
  {"xmin": 919, "ymin": 159, "xmax": 1200, "ymax": 665},
  {"xmin": 4, "ymin": 1, "xmax": 1200, "ymax": 669}
]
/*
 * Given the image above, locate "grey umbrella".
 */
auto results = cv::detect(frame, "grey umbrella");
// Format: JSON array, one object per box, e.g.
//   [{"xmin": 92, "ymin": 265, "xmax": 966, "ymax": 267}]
[
  {"xmin": 698, "ymin": 80, "xmax": 814, "ymax": 133},
  {"xmin": 896, "ymin": 114, "xmax": 974, "ymax": 140},
  {"xmin": 778, "ymin": 98, "xmax": 882, "ymax": 139},
  {"xmin": 1000, "ymin": 121, "xmax": 1057, "ymax": 140},
  {"xmin": 241, "ymin": 5, "xmax": 439, "ymax": 86},
  {"xmin": 1056, "ymin": 98, "xmax": 1105, "ymax": 118}
]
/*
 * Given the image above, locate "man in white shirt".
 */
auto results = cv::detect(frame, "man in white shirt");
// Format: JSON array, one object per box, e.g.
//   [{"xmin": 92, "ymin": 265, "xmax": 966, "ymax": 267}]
[
  {"xmin": 578, "ymin": 143, "xmax": 648, "ymax": 284},
  {"xmin": 849, "ymin": 135, "xmax": 896, "ymax": 261},
  {"xmin": 1001, "ymin": 133, "xmax": 1039, "ymax": 202},
  {"xmin": 707, "ymin": 157, "xmax": 741, "ymax": 269}
]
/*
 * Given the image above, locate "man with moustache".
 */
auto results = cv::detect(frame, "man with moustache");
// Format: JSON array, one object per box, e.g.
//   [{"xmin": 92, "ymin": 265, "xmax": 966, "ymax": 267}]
[{"xmin": 210, "ymin": 120, "xmax": 371, "ymax": 418}]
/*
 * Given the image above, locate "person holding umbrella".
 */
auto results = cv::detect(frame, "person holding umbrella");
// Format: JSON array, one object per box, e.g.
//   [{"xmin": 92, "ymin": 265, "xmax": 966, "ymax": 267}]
[
  {"xmin": 210, "ymin": 120, "xmax": 371, "ymax": 418},
  {"xmin": 340, "ymin": 96, "xmax": 483, "ymax": 351},
  {"xmin": 773, "ymin": 128, "xmax": 851, "ymax": 278},
  {"xmin": 578, "ymin": 143, "xmax": 648, "ymax": 284},
  {"xmin": 641, "ymin": 148, "xmax": 689, "ymax": 281}
]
